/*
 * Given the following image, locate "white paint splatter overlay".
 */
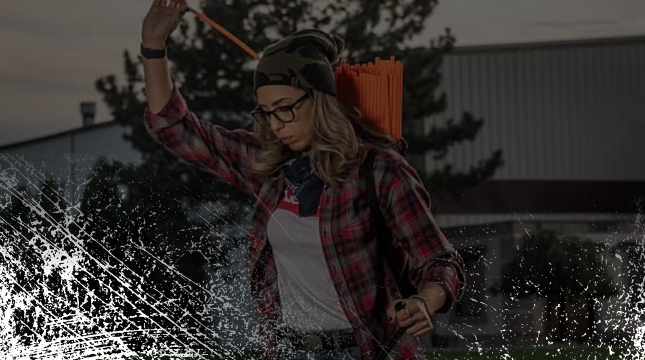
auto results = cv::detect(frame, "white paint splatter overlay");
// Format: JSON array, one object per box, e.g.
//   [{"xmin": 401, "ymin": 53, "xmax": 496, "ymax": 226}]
[
  {"xmin": 0, "ymin": 154, "xmax": 258, "ymax": 359},
  {"xmin": 1, "ymin": 153, "xmax": 644, "ymax": 359}
]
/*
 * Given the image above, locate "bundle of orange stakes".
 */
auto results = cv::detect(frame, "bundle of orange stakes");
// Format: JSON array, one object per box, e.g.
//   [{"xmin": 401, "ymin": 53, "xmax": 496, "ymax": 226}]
[
  {"xmin": 172, "ymin": 0, "xmax": 403, "ymax": 141},
  {"xmin": 334, "ymin": 58, "xmax": 403, "ymax": 140}
]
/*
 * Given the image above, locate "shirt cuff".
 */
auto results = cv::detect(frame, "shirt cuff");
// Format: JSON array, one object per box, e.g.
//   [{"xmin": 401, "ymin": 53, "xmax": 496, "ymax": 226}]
[
  {"xmin": 143, "ymin": 85, "xmax": 189, "ymax": 129},
  {"xmin": 424, "ymin": 262, "xmax": 462, "ymax": 314}
]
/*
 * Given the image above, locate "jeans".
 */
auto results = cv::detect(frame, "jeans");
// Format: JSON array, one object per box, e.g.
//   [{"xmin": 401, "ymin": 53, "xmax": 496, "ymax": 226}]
[{"xmin": 276, "ymin": 328, "xmax": 362, "ymax": 360}]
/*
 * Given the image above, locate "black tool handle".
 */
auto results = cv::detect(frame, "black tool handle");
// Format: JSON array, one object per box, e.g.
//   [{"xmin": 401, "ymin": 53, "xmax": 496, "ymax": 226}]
[{"xmin": 375, "ymin": 301, "xmax": 408, "ymax": 360}]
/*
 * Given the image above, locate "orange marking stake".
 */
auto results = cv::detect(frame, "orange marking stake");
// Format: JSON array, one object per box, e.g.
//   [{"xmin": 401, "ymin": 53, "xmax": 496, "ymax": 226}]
[
  {"xmin": 334, "ymin": 58, "xmax": 403, "ymax": 140},
  {"xmin": 170, "ymin": 0, "xmax": 260, "ymax": 60}
]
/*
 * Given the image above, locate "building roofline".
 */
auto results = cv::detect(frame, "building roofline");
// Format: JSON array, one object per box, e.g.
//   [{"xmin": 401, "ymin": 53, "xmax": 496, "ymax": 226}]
[
  {"xmin": 2, "ymin": 34, "xmax": 644, "ymax": 151},
  {"xmin": 451, "ymin": 33, "xmax": 645, "ymax": 55},
  {"xmin": 0, "ymin": 121, "xmax": 119, "ymax": 152}
]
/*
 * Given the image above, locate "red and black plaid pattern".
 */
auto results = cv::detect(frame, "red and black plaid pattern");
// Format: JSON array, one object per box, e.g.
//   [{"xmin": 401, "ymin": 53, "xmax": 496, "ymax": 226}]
[{"xmin": 144, "ymin": 87, "xmax": 466, "ymax": 360}]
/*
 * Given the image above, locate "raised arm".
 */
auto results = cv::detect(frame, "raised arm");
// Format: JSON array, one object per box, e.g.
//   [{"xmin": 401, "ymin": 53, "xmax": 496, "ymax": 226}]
[
  {"xmin": 140, "ymin": 0, "xmax": 263, "ymax": 196},
  {"xmin": 141, "ymin": 0, "xmax": 186, "ymax": 113}
]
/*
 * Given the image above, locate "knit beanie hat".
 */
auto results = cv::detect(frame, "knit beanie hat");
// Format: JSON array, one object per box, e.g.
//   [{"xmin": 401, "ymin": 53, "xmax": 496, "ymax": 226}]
[{"xmin": 253, "ymin": 29, "xmax": 344, "ymax": 95}]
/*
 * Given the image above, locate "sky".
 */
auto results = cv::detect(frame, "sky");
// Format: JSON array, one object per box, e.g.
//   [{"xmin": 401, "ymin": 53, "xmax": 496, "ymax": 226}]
[{"xmin": 1, "ymin": 0, "xmax": 644, "ymax": 147}]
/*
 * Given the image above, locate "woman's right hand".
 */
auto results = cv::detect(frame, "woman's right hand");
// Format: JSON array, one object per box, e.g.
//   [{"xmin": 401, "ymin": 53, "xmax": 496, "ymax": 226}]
[{"xmin": 142, "ymin": 0, "xmax": 188, "ymax": 49}]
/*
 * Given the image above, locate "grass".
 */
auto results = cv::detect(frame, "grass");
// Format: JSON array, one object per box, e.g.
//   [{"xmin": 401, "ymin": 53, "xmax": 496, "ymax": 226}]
[
  {"xmin": 428, "ymin": 345, "xmax": 637, "ymax": 360},
  {"xmin": 129, "ymin": 345, "xmax": 641, "ymax": 360}
]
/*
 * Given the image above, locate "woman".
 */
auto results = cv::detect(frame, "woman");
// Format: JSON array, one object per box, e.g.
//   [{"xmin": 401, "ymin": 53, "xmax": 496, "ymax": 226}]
[{"xmin": 140, "ymin": 1, "xmax": 466, "ymax": 359}]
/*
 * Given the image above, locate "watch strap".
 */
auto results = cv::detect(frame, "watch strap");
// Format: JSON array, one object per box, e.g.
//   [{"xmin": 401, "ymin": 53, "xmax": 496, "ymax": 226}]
[{"xmin": 140, "ymin": 43, "xmax": 167, "ymax": 59}]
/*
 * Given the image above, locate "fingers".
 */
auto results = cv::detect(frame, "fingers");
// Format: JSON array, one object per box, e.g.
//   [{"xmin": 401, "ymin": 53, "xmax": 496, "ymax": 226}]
[
  {"xmin": 399, "ymin": 309, "xmax": 433, "ymax": 337},
  {"xmin": 394, "ymin": 299, "xmax": 421, "ymax": 322},
  {"xmin": 152, "ymin": 0, "xmax": 183, "ymax": 8},
  {"xmin": 174, "ymin": 2, "xmax": 189, "ymax": 15},
  {"xmin": 160, "ymin": 0, "xmax": 188, "ymax": 18},
  {"xmin": 397, "ymin": 306, "xmax": 424, "ymax": 328},
  {"xmin": 171, "ymin": 3, "xmax": 189, "ymax": 24},
  {"xmin": 407, "ymin": 320, "xmax": 433, "ymax": 337},
  {"xmin": 389, "ymin": 298, "xmax": 433, "ymax": 337},
  {"xmin": 168, "ymin": 0, "xmax": 187, "ymax": 7},
  {"xmin": 386, "ymin": 303, "xmax": 396, "ymax": 324},
  {"xmin": 387, "ymin": 299, "xmax": 409, "ymax": 323}
]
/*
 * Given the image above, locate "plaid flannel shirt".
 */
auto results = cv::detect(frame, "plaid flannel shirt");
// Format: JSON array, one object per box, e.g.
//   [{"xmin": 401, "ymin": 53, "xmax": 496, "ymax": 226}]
[{"xmin": 144, "ymin": 87, "xmax": 466, "ymax": 360}]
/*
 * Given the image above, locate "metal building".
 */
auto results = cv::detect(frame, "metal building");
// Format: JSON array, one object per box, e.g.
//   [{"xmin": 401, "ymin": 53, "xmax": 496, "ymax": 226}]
[
  {"xmin": 425, "ymin": 36, "xmax": 645, "ymax": 227},
  {"xmin": 430, "ymin": 35, "xmax": 645, "ymax": 348}
]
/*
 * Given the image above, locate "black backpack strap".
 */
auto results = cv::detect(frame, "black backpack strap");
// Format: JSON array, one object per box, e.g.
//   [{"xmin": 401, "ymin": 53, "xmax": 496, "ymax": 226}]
[{"xmin": 364, "ymin": 148, "xmax": 416, "ymax": 298}]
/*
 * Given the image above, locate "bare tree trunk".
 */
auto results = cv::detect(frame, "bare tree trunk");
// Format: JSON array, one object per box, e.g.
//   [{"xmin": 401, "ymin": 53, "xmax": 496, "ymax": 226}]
[
  {"xmin": 558, "ymin": 294, "xmax": 567, "ymax": 342},
  {"xmin": 545, "ymin": 297, "xmax": 552, "ymax": 344},
  {"xmin": 587, "ymin": 298, "xmax": 596, "ymax": 344}
]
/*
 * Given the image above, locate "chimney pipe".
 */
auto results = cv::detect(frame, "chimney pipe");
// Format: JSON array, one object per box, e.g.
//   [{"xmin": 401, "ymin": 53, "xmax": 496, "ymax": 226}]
[{"xmin": 80, "ymin": 101, "xmax": 96, "ymax": 127}]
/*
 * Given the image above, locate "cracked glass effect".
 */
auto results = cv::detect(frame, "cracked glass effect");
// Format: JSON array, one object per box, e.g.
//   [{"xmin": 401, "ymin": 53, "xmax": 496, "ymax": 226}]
[
  {"xmin": 1, "ymin": 153, "xmax": 644, "ymax": 360},
  {"xmin": 0, "ymin": 154, "xmax": 258, "ymax": 359}
]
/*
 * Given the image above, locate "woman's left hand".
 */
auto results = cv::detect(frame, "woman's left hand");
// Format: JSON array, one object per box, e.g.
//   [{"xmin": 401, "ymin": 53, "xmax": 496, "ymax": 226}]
[
  {"xmin": 386, "ymin": 296, "xmax": 434, "ymax": 337},
  {"xmin": 387, "ymin": 282, "xmax": 447, "ymax": 337}
]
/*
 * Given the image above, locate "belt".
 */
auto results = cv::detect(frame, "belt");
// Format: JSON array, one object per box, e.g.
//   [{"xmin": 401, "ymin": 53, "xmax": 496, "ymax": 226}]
[{"xmin": 278, "ymin": 328, "xmax": 357, "ymax": 352}]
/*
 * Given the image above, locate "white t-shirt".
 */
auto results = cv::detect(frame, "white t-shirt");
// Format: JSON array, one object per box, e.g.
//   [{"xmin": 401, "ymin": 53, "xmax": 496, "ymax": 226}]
[{"xmin": 266, "ymin": 185, "xmax": 352, "ymax": 332}]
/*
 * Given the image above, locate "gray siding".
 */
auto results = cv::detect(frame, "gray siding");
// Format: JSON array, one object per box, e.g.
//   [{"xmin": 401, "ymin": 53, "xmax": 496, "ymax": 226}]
[
  {"xmin": 429, "ymin": 36, "xmax": 645, "ymax": 181},
  {"xmin": 435, "ymin": 212, "xmax": 637, "ymax": 229},
  {"xmin": 0, "ymin": 122, "xmax": 140, "ymax": 204}
]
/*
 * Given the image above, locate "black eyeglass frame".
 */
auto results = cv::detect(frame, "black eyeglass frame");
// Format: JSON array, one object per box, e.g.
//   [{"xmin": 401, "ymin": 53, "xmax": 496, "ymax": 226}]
[{"xmin": 251, "ymin": 93, "xmax": 310, "ymax": 126}]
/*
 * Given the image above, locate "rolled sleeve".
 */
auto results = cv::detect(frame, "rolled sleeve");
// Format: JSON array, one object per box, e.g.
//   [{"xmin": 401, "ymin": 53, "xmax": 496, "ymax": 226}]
[
  {"xmin": 376, "ymin": 150, "xmax": 467, "ymax": 313},
  {"xmin": 414, "ymin": 257, "xmax": 465, "ymax": 313},
  {"xmin": 144, "ymin": 86, "xmax": 189, "ymax": 132},
  {"xmin": 142, "ymin": 86, "xmax": 263, "ymax": 195}
]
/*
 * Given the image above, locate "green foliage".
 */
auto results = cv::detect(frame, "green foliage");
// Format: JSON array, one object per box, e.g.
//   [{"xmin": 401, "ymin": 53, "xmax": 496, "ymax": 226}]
[
  {"xmin": 75, "ymin": 159, "xmax": 245, "ymax": 351},
  {"xmin": 78, "ymin": 159, "xmax": 124, "ymax": 255},
  {"xmin": 493, "ymin": 230, "xmax": 620, "ymax": 343},
  {"xmin": 1, "ymin": 185, "xmax": 36, "ymax": 240},
  {"xmin": 38, "ymin": 177, "xmax": 66, "ymax": 226},
  {"xmin": 428, "ymin": 346, "xmax": 631, "ymax": 360},
  {"xmin": 0, "ymin": 170, "xmax": 235, "ymax": 349},
  {"xmin": 497, "ymin": 231, "xmax": 618, "ymax": 299},
  {"xmin": 0, "ymin": 178, "xmax": 75, "ymax": 342}
]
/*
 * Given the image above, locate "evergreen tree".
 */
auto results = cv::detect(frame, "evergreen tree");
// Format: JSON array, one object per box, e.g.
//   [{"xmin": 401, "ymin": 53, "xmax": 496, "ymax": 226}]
[
  {"xmin": 75, "ymin": 158, "xmax": 242, "ymax": 352},
  {"xmin": 38, "ymin": 177, "xmax": 66, "ymax": 226},
  {"xmin": 0, "ymin": 185, "xmax": 40, "ymax": 341},
  {"xmin": 1, "ymin": 178, "xmax": 80, "ymax": 344},
  {"xmin": 79, "ymin": 158, "xmax": 125, "ymax": 260}
]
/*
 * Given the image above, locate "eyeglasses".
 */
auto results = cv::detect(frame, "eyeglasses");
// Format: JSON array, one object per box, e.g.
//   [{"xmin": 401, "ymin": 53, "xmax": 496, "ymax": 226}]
[{"xmin": 251, "ymin": 93, "xmax": 309, "ymax": 126}]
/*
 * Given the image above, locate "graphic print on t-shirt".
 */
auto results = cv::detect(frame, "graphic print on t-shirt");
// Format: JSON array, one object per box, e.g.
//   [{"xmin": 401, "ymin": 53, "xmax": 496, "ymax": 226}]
[{"xmin": 276, "ymin": 184, "xmax": 322, "ymax": 218}]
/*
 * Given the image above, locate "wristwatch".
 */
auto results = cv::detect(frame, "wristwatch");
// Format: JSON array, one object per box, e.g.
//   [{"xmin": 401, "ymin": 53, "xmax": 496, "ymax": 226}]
[{"xmin": 140, "ymin": 43, "xmax": 167, "ymax": 59}]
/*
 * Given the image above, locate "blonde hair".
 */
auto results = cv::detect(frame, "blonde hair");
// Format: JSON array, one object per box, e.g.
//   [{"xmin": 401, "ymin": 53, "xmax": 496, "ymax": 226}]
[{"xmin": 251, "ymin": 90, "xmax": 397, "ymax": 186}]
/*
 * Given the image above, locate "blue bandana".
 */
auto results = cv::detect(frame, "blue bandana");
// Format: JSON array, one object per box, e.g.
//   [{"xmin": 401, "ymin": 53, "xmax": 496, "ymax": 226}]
[{"xmin": 283, "ymin": 155, "xmax": 324, "ymax": 217}]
